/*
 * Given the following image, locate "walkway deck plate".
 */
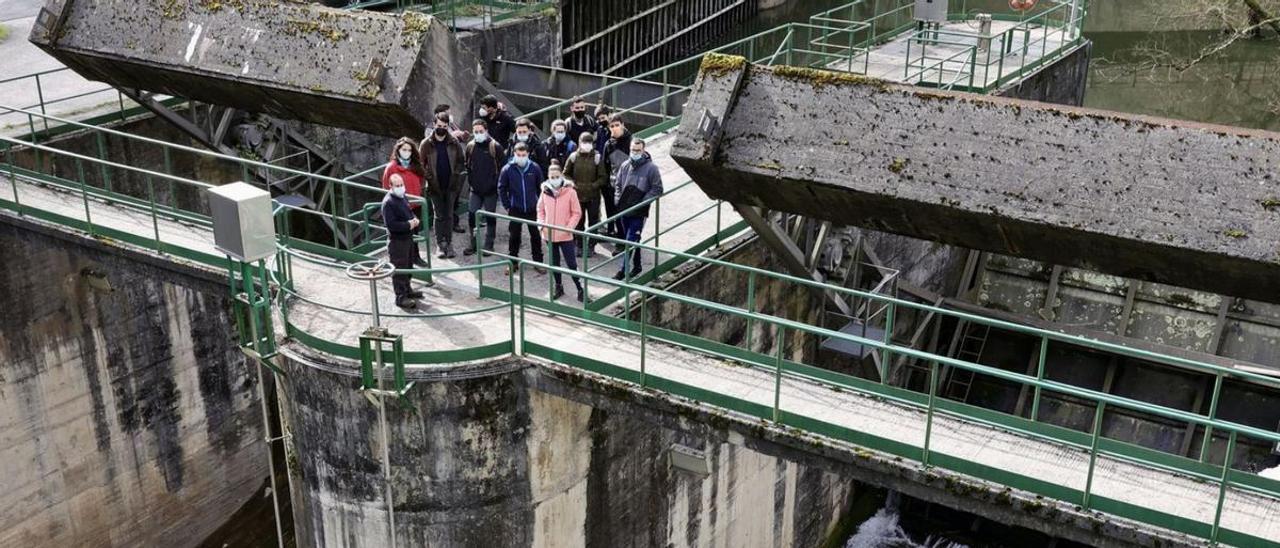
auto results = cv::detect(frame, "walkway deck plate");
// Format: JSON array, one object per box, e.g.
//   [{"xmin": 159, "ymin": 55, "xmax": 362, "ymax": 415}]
[
  {"xmin": 671, "ymin": 58, "xmax": 1280, "ymax": 304},
  {"xmin": 28, "ymin": 0, "xmax": 478, "ymax": 138}
]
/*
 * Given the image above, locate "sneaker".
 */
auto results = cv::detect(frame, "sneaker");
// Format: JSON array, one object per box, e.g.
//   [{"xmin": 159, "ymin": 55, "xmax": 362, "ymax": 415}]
[
  {"xmin": 463, "ymin": 246, "xmax": 476, "ymax": 256},
  {"xmin": 413, "ymin": 257, "xmax": 429, "ymax": 267},
  {"xmin": 534, "ymin": 265, "xmax": 547, "ymax": 275},
  {"xmin": 436, "ymin": 249, "xmax": 447, "ymax": 259},
  {"xmin": 453, "ymin": 224, "xmax": 466, "ymax": 234},
  {"xmin": 396, "ymin": 297, "xmax": 416, "ymax": 309},
  {"xmin": 613, "ymin": 271, "xmax": 626, "ymax": 281},
  {"xmin": 445, "ymin": 245, "xmax": 457, "ymax": 259},
  {"xmin": 407, "ymin": 290, "xmax": 424, "ymax": 299},
  {"xmin": 576, "ymin": 289, "xmax": 584, "ymax": 302},
  {"xmin": 552, "ymin": 286, "xmax": 565, "ymax": 300}
]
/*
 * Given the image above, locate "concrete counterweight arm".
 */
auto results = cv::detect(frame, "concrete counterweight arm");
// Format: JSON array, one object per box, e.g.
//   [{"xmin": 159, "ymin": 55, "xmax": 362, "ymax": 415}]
[{"xmin": 671, "ymin": 55, "xmax": 1280, "ymax": 305}]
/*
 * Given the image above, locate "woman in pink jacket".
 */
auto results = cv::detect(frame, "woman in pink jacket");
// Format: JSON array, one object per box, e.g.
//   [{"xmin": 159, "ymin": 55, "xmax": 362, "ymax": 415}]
[{"xmin": 537, "ymin": 163, "xmax": 584, "ymax": 302}]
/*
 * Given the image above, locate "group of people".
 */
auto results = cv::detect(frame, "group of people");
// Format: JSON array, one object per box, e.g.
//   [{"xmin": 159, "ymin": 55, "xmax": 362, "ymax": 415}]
[{"xmin": 381, "ymin": 96, "xmax": 664, "ymax": 309}]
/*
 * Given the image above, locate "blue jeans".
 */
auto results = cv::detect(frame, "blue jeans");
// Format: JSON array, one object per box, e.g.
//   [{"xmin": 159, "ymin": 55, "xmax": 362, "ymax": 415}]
[{"xmin": 618, "ymin": 216, "xmax": 646, "ymax": 276}]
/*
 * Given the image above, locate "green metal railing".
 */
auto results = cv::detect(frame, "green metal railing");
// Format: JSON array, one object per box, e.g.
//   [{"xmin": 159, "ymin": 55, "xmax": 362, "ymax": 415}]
[
  {"xmin": 517, "ymin": 0, "xmax": 1086, "ymax": 133},
  {"xmin": 7, "ymin": 100, "xmax": 1280, "ymax": 545}
]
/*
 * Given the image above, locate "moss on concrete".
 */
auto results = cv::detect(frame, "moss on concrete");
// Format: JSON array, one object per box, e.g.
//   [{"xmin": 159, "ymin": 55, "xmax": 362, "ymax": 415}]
[
  {"xmin": 771, "ymin": 65, "xmax": 888, "ymax": 90},
  {"xmin": 700, "ymin": 53, "xmax": 747, "ymax": 78}
]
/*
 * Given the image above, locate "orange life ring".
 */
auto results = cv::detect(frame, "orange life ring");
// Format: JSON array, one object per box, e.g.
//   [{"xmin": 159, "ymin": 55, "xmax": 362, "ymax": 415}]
[{"xmin": 1009, "ymin": 0, "xmax": 1036, "ymax": 11}]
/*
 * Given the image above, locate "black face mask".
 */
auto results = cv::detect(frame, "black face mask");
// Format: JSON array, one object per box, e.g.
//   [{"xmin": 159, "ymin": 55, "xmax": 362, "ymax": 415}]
[
  {"xmin": 434, "ymin": 127, "xmax": 447, "ymax": 137},
  {"xmin": 572, "ymin": 110, "xmax": 585, "ymax": 118}
]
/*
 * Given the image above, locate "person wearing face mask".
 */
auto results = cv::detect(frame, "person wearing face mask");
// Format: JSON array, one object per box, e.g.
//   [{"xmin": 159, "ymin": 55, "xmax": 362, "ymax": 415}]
[
  {"xmin": 420, "ymin": 113, "xmax": 465, "ymax": 259},
  {"xmin": 593, "ymin": 104, "xmax": 612, "ymax": 155},
  {"xmin": 478, "ymin": 94, "xmax": 516, "ymax": 146},
  {"xmin": 537, "ymin": 164, "xmax": 584, "ymax": 302},
  {"xmin": 434, "ymin": 104, "xmax": 470, "ymax": 233},
  {"xmin": 382, "ymin": 173, "xmax": 423, "ymax": 309},
  {"xmin": 612, "ymin": 138, "xmax": 663, "ymax": 280},
  {"xmin": 498, "ymin": 143, "xmax": 546, "ymax": 273},
  {"xmin": 564, "ymin": 132, "xmax": 606, "ymax": 257},
  {"xmin": 566, "ymin": 96, "xmax": 597, "ymax": 149},
  {"xmin": 506, "ymin": 118, "xmax": 548, "ymax": 173},
  {"xmin": 381, "ymin": 136, "xmax": 427, "ymax": 266},
  {"xmin": 601, "ymin": 114, "xmax": 633, "ymax": 241},
  {"xmin": 541, "ymin": 119, "xmax": 577, "ymax": 174},
  {"xmin": 464, "ymin": 120, "xmax": 505, "ymax": 256}
]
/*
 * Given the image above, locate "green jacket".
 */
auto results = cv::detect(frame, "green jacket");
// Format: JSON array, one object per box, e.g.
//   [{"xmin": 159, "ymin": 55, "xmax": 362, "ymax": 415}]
[{"xmin": 564, "ymin": 150, "xmax": 606, "ymax": 201}]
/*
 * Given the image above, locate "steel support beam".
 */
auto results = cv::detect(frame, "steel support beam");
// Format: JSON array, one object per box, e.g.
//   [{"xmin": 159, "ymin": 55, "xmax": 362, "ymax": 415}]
[{"xmin": 733, "ymin": 204, "xmax": 851, "ymax": 317}]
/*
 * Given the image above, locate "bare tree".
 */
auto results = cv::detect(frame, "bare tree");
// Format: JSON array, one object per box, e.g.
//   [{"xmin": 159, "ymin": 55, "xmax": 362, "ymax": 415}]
[{"xmin": 1092, "ymin": 0, "xmax": 1280, "ymax": 117}]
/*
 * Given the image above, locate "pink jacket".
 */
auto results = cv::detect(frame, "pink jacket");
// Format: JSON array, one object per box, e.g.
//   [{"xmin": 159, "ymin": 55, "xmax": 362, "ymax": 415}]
[{"xmin": 537, "ymin": 183, "xmax": 582, "ymax": 243}]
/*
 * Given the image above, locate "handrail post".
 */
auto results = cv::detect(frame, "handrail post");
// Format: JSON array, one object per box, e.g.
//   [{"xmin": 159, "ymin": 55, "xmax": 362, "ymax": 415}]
[
  {"xmin": 714, "ymin": 200, "xmax": 722, "ymax": 247},
  {"xmin": 1031, "ymin": 336, "xmax": 1047, "ymax": 421},
  {"xmin": 1083, "ymin": 401, "xmax": 1106, "ymax": 509},
  {"xmin": 746, "ymin": 271, "xmax": 757, "ymax": 351},
  {"xmin": 35, "ymin": 74, "xmax": 50, "ymax": 132},
  {"xmin": 75, "ymin": 157, "xmax": 94, "ymax": 235},
  {"xmin": 582, "ymin": 231, "xmax": 591, "ymax": 306},
  {"xmin": 508, "ymin": 260, "xmax": 517, "ymax": 352},
  {"xmin": 773, "ymin": 325, "xmax": 786, "ymax": 423},
  {"xmin": 923, "ymin": 359, "xmax": 938, "ymax": 467},
  {"xmin": 639, "ymin": 294, "xmax": 648, "ymax": 388},
  {"xmin": 880, "ymin": 301, "xmax": 895, "ymax": 384},
  {"xmin": 1211, "ymin": 430, "xmax": 1238, "ymax": 544},
  {"xmin": 146, "ymin": 175, "xmax": 162, "ymax": 253},
  {"xmin": 1201, "ymin": 373, "xmax": 1224, "ymax": 462},
  {"xmin": 6, "ymin": 148, "xmax": 21, "ymax": 211},
  {"xmin": 95, "ymin": 132, "xmax": 112, "ymax": 195},
  {"xmin": 517, "ymin": 260, "xmax": 526, "ymax": 355}
]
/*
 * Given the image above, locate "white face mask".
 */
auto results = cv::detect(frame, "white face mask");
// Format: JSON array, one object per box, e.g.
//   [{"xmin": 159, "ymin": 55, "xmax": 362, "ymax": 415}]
[
  {"xmin": 391, "ymin": 186, "xmax": 406, "ymax": 198},
  {"xmin": 548, "ymin": 177, "xmax": 564, "ymax": 186},
  {"xmin": 478, "ymin": 107, "xmax": 490, "ymax": 117},
  {"xmin": 553, "ymin": 131, "xmax": 566, "ymax": 142},
  {"xmin": 473, "ymin": 132, "xmax": 488, "ymax": 143},
  {"xmin": 579, "ymin": 143, "xmax": 593, "ymax": 153},
  {"xmin": 398, "ymin": 149, "xmax": 411, "ymax": 161},
  {"xmin": 516, "ymin": 134, "xmax": 529, "ymax": 142}
]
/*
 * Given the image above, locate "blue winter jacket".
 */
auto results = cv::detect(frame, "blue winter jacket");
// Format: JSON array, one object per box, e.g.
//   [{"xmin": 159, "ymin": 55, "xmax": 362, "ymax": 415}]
[{"xmin": 498, "ymin": 161, "xmax": 545, "ymax": 214}]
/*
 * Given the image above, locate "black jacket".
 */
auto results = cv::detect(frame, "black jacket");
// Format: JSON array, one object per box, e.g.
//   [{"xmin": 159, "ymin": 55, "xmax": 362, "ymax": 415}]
[
  {"xmin": 381, "ymin": 192, "xmax": 416, "ymax": 239},
  {"xmin": 542, "ymin": 137, "xmax": 577, "ymax": 173},
  {"xmin": 485, "ymin": 110, "xmax": 517, "ymax": 147},
  {"xmin": 466, "ymin": 139, "xmax": 505, "ymax": 195},
  {"xmin": 566, "ymin": 115, "xmax": 597, "ymax": 145},
  {"xmin": 507, "ymin": 134, "xmax": 548, "ymax": 174}
]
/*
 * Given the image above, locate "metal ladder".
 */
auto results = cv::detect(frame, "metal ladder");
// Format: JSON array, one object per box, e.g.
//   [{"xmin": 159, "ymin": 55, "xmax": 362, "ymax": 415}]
[{"xmin": 945, "ymin": 322, "xmax": 991, "ymax": 402}]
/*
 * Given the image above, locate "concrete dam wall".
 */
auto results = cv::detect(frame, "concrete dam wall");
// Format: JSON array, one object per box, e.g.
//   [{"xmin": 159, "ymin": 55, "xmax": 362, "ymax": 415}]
[
  {"xmin": 278, "ymin": 346, "xmax": 858, "ymax": 548},
  {"xmin": 0, "ymin": 216, "xmax": 268, "ymax": 547}
]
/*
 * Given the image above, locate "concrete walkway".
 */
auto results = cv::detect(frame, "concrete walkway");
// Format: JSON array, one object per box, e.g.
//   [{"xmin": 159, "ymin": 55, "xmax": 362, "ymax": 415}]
[{"xmin": 0, "ymin": 6, "xmax": 140, "ymax": 139}]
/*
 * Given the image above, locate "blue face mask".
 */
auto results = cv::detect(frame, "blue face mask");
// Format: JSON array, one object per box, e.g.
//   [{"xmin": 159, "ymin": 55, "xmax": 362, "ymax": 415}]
[
  {"xmin": 473, "ymin": 132, "xmax": 488, "ymax": 143},
  {"xmin": 553, "ymin": 131, "xmax": 566, "ymax": 142},
  {"xmin": 515, "ymin": 156, "xmax": 529, "ymax": 167},
  {"xmin": 630, "ymin": 152, "xmax": 644, "ymax": 162}
]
